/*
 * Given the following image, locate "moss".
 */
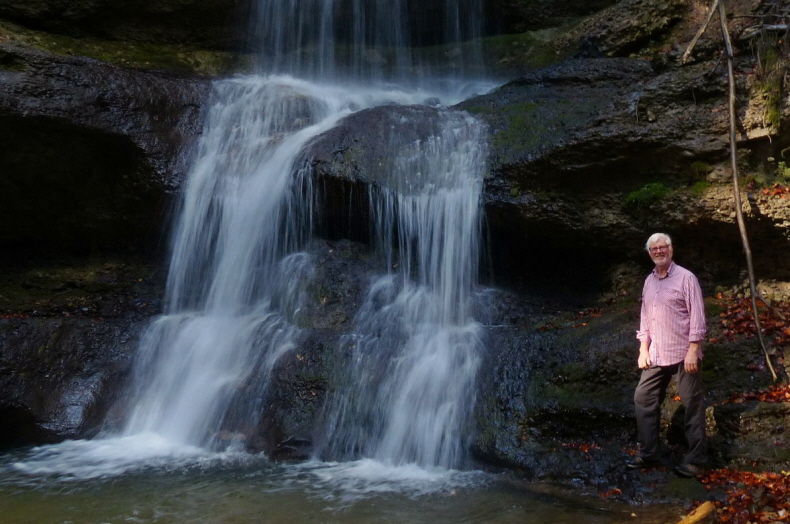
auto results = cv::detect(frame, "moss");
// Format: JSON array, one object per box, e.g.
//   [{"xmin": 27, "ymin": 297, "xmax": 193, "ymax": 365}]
[
  {"xmin": 0, "ymin": 259, "xmax": 159, "ymax": 315},
  {"xmin": 751, "ymin": 40, "xmax": 787, "ymax": 130},
  {"xmin": 482, "ymin": 29, "xmax": 571, "ymax": 70},
  {"xmin": 526, "ymin": 362, "xmax": 624, "ymax": 412},
  {"xmin": 689, "ymin": 181, "xmax": 711, "ymax": 196},
  {"xmin": 624, "ymin": 182, "xmax": 673, "ymax": 209},
  {"xmin": 689, "ymin": 161, "xmax": 712, "ymax": 182},
  {"xmin": 0, "ymin": 19, "xmax": 250, "ymax": 75},
  {"xmin": 492, "ymin": 101, "xmax": 541, "ymax": 151}
]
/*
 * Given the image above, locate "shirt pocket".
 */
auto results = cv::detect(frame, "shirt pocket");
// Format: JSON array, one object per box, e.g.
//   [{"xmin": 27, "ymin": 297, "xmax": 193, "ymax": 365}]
[{"xmin": 657, "ymin": 287, "xmax": 685, "ymax": 311}]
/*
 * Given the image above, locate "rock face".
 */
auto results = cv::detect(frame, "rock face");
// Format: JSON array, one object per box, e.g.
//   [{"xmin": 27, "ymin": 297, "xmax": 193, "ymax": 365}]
[
  {"xmin": 484, "ymin": 0, "xmax": 618, "ymax": 35},
  {"xmin": 0, "ymin": 0, "xmax": 248, "ymax": 50},
  {"xmin": 459, "ymin": 55, "xmax": 790, "ymax": 289},
  {"xmin": 0, "ymin": 43, "xmax": 209, "ymax": 254},
  {"xmin": 0, "ymin": 261, "xmax": 163, "ymax": 447}
]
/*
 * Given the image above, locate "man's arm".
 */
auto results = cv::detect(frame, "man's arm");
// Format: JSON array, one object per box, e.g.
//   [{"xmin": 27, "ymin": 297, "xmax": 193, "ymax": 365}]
[
  {"xmin": 684, "ymin": 341, "xmax": 701, "ymax": 373},
  {"xmin": 637, "ymin": 279, "xmax": 652, "ymax": 369},
  {"xmin": 684, "ymin": 273, "xmax": 707, "ymax": 374},
  {"xmin": 638, "ymin": 339, "xmax": 652, "ymax": 369}
]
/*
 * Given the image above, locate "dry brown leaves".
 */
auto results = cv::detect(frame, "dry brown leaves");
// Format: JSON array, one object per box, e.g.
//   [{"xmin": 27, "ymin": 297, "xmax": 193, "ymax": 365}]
[
  {"xmin": 760, "ymin": 183, "xmax": 790, "ymax": 198},
  {"xmin": 696, "ymin": 469, "xmax": 790, "ymax": 524},
  {"xmin": 709, "ymin": 296, "xmax": 790, "ymax": 349}
]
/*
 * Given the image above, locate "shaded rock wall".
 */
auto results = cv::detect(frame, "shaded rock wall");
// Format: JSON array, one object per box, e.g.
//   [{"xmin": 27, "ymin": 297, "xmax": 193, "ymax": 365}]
[
  {"xmin": 0, "ymin": 260, "xmax": 163, "ymax": 448},
  {"xmin": 0, "ymin": 0, "xmax": 249, "ymax": 50},
  {"xmin": 0, "ymin": 43, "xmax": 209, "ymax": 255}
]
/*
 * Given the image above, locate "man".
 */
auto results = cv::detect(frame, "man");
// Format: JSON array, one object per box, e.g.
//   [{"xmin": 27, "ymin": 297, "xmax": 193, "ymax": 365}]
[{"xmin": 628, "ymin": 233, "xmax": 707, "ymax": 478}]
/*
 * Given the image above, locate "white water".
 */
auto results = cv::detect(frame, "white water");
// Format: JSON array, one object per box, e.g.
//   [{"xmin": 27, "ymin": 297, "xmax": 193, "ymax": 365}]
[
  {"xmin": 11, "ymin": 0, "xmax": 494, "ymax": 487},
  {"xmin": 250, "ymin": 0, "xmax": 485, "ymax": 81},
  {"xmin": 318, "ymin": 111, "xmax": 487, "ymax": 468}
]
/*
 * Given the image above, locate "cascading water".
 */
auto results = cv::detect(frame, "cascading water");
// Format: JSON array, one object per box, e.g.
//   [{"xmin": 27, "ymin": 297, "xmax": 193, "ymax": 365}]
[
  {"xmin": 120, "ymin": 78, "xmax": 344, "ymax": 450},
  {"xmin": 250, "ymin": 0, "xmax": 485, "ymax": 81},
  {"xmin": 317, "ymin": 111, "xmax": 487, "ymax": 468},
  {"xmin": 12, "ymin": 0, "xmax": 493, "ymax": 481}
]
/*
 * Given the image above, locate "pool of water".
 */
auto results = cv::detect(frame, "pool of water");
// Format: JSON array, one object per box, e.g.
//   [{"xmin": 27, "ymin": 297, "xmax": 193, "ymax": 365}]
[{"xmin": 0, "ymin": 448, "xmax": 681, "ymax": 524}]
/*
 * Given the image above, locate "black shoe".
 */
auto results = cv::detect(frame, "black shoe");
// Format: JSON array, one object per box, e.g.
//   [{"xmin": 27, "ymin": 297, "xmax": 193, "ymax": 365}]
[
  {"xmin": 673, "ymin": 463, "xmax": 704, "ymax": 478},
  {"xmin": 626, "ymin": 456, "xmax": 661, "ymax": 469}
]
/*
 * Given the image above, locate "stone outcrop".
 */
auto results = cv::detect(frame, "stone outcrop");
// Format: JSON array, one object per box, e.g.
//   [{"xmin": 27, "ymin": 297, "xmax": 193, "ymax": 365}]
[
  {"xmin": 484, "ymin": 0, "xmax": 618, "ymax": 35},
  {"xmin": 0, "ymin": 42, "xmax": 209, "ymax": 254},
  {"xmin": 0, "ymin": 0, "xmax": 248, "ymax": 50},
  {"xmin": 0, "ymin": 260, "xmax": 163, "ymax": 447}
]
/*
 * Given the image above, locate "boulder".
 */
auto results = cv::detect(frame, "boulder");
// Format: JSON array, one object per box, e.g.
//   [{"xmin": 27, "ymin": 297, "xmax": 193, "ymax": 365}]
[
  {"xmin": 0, "ymin": 260, "xmax": 163, "ymax": 447},
  {"xmin": 0, "ymin": 42, "xmax": 209, "ymax": 254}
]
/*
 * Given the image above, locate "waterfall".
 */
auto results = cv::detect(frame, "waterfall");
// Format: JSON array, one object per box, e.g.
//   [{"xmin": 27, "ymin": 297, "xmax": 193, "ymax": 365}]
[
  {"xmin": 317, "ymin": 110, "xmax": 487, "ymax": 468},
  {"xmin": 119, "ymin": 79, "xmax": 337, "ymax": 448},
  {"xmin": 13, "ymin": 0, "xmax": 492, "ymax": 478},
  {"xmin": 249, "ymin": 0, "xmax": 486, "ymax": 81}
]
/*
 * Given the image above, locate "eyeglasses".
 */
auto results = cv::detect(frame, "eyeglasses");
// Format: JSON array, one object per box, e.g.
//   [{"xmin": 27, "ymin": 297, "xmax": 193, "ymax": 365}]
[{"xmin": 649, "ymin": 245, "xmax": 671, "ymax": 253}]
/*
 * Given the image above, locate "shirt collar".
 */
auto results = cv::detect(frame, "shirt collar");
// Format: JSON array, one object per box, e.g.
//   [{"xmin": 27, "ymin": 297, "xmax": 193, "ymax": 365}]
[{"xmin": 652, "ymin": 261, "xmax": 676, "ymax": 279}]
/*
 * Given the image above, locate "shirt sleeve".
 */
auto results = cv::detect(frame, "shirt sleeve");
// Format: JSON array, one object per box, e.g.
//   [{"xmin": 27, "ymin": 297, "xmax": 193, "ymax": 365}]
[
  {"xmin": 636, "ymin": 278, "xmax": 650, "ymax": 343},
  {"xmin": 685, "ymin": 273, "xmax": 707, "ymax": 342}
]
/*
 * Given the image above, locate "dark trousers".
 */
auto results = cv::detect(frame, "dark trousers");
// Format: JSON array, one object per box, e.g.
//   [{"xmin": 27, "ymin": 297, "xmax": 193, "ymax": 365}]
[{"xmin": 634, "ymin": 362, "xmax": 706, "ymax": 465}]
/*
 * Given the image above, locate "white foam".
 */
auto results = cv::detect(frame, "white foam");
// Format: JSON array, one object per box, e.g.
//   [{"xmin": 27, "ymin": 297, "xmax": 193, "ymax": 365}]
[
  {"xmin": 287, "ymin": 459, "xmax": 486, "ymax": 502},
  {"xmin": 11, "ymin": 434, "xmax": 227, "ymax": 480}
]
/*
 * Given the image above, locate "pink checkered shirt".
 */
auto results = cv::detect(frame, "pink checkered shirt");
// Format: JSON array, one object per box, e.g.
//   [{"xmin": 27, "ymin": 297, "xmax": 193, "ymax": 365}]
[{"xmin": 637, "ymin": 262, "xmax": 707, "ymax": 366}]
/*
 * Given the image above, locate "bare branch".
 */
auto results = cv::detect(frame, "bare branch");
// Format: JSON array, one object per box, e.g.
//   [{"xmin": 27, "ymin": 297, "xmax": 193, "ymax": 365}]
[
  {"xmin": 739, "ymin": 24, "xmax": 789, "ymax": 41},
  {"xmin": 682, "ymin": 0, "xmax": 721, "ymax": 64},
  {"xmin": 718, "ymin": 0, "xmax": 778, "ymax": 381}
]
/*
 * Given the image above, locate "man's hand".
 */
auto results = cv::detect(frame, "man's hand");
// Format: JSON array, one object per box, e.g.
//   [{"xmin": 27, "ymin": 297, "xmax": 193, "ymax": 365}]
[
  {"xmin": 638, "ymin": 345, "xmax": 651, "ymax": 370},
  {"xmin": 684, "ymin": 342, "xmax": 701, "ymax": 374}
]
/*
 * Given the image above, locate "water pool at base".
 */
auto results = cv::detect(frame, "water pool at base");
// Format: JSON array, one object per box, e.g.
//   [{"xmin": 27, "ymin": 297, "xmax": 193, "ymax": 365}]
[{"xmin": 0, "ymin": 450, "xmax": 681, "ymax": 524}]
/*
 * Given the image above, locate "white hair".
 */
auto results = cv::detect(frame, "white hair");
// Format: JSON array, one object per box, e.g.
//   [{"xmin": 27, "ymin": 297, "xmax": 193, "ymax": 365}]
[{"xmin": 645, "ymin": 232, "xmax": 672, "ymax": 252}]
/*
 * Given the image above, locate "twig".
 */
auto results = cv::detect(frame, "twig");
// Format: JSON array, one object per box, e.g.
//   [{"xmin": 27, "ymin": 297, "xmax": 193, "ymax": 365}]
[
  {"xmin": 682, "ymin": 0, "xmax": 721, "ymax": 64},
  {"xmin": 739, "ymin": 24, "xmax": 789, "ymax": 41},
  {"xmin": 718, "ymin": 0, "xmax": 778, "ymax": 381}
]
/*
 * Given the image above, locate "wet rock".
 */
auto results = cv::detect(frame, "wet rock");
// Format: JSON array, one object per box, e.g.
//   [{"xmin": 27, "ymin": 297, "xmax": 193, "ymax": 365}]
[
  {"xmin": 0, "ymin": 259, "xmax": 164, "ymax": 447},
  {"xmin": 0, "ymin": 0, "xmax": 248, "ymax": 50},
  {"xmin": 484, "ymin": 0, "xmax": 618, "ymax": 35},
  {"xmin": 472, "ymin": 298, "xmax": 641, "ymax": 482},
  {"xmin": 713, "ymin": 402, "xmax": 790, "ymax": 470},
  {"xmin": 0, "ymin": 42, "xmax": 209, "ymax": 255},
  {"xmin": 0, "ymin": 316, "xmax": 149, "ymax": 446},
  {"xmin": 301, "ymin": 104, "xmax": 479, "ymax": 190}
]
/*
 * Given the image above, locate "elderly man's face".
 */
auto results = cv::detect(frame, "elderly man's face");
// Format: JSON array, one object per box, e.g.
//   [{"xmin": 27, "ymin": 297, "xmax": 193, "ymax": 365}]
[{"xmin": 648, "ymin": 240, "xmax": 673, "ymax": 267}]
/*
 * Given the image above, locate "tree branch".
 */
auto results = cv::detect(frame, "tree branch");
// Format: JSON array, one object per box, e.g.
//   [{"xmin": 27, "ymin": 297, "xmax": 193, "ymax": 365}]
[
  {"xmin": 718, "ymin": 0, "xmax": 778, "ymax": 381},
  {"xmin": 682, "ymin": 0, "xmax": 720, "ymax": 64},
  {"xmin": 739, "ymin": 24, "xmax": 789, "ymax": 41}
]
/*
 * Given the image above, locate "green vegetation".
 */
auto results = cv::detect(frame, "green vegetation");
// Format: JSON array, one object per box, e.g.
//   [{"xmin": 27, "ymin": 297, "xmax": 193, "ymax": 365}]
[
  {"xmin": 482, "ymin": 29, "xmax": 571, "ymax": 70},
  {"xmin": 689, "ymin": 161, "xmax": 712, "ymax": 182},
  {"xmin": 752, "ymin": 40, "xmax": 787, "ymax": 130},
  {"xmin": 624, "ymin": 182, "xmax": 673, "ymax": 209},
  {"xmin": 689, "ymin": 180, "xmax": 711, "ymax": 196},
  {"xmin": 0, "ymin": 20, "xmax": 250, "ymax": 75},
  {"xmin": 491, "ymin": 101, "xmax": 542, "ymax": 152}
]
